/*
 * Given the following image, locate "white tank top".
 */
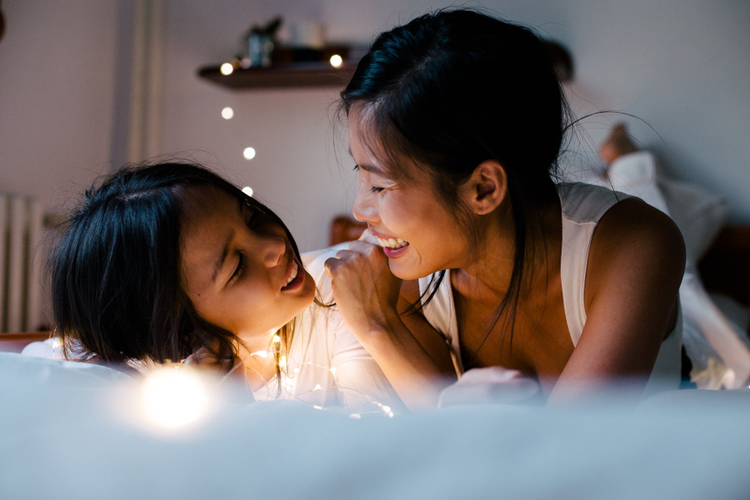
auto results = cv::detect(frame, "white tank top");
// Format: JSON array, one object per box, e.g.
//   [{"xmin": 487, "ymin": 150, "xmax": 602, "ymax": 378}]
[{"xmin": 418, "ymin": 182, "xmax": 682, "ymax": 396}]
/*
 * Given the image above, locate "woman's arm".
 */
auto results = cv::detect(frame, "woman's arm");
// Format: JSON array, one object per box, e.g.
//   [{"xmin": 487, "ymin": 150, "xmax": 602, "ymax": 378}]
[
  {"xmin": 548, "ymin": 198, "xmax": 685, "ymax": 404},
  {"xmin": 325, "ymin": 240, "xmax": 456, "ymax": 411}
]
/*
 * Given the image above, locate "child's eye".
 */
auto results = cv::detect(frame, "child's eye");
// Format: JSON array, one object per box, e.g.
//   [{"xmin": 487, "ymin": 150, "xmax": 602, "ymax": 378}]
[
  {"xmin": 371, "ymin": 186, "xmax": 385, "ymax": 193},
  {"xmin": 230, "ymin": 252, "xmax": 245, "ymax": 282}
]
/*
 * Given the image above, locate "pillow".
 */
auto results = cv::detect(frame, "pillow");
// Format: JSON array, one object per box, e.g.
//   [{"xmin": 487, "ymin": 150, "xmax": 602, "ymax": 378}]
[
  {"xmin": 658, "ymin": 178, "xmax": 727, "ymax": 263},
  {"xmin": 0, "ymin": 352, "xmax": 130, "ymax": 388}
]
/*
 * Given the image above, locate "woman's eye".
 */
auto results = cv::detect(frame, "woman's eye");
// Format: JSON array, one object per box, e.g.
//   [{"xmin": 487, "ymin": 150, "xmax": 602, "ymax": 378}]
[
  {"xmin": 230, "ymin": 253, "xmax": 245, "ymax": 282},
  {"xmin": 371, "ymin": 186, "xmax": 385, "ymax": 193}
]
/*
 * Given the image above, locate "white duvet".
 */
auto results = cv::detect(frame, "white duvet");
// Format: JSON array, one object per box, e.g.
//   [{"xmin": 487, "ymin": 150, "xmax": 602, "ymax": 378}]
[{"xmin": 2, "ymin": 353, "xmax": 750, "ymax": 499}]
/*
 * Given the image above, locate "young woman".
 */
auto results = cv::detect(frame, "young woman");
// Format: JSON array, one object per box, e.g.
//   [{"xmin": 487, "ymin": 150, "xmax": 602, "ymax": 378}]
[
  {"xmin": 324, "ymin": 9, "xmax": 686, "ymax": 408},
  {"xmin": 49, "ymin": 162, "xmax": 404, "ymax": 414}
]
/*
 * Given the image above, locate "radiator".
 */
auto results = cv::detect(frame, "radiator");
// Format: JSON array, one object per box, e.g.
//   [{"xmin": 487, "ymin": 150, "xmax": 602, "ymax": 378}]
[{"xmin": 0, "ymin": 194, "xmax": 46, "ymax": 333}]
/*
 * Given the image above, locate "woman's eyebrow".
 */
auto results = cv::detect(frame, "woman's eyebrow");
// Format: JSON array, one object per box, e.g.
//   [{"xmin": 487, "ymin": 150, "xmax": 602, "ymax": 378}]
[
  {"xmin": 349, "ymin": 147, "xmax": 387, "ymax": 176},
  {"xmin": 356, "ymin": 162, "xmax": 387, "ymax": 176}
]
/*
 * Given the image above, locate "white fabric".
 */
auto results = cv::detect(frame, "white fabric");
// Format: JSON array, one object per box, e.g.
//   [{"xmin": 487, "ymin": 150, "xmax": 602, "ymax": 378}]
[
  {"xmin": 419, "ymin": 182, "xmax": 682, "ymax": 396},
  {"xmin": 253, "ymin": 244, "xmax": 407, "ymax": 414},
  {"xmin": 0, "ymin": 352, "xmax": 130, "ymax": 387},
  {"xmin": 4, "ymin": 368, "xmax": 750, "ymax": 499}
]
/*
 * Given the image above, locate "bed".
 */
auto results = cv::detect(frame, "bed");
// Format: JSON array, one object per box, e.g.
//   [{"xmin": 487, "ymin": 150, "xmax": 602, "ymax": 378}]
[{"xmin": 2, "ymin": 210, "xmax": 750, "ymax": 499}]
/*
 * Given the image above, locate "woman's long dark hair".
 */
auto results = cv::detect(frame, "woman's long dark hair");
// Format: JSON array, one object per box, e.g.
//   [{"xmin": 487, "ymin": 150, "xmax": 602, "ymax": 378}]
[
  {"xmin": 49, "ymin": 162, "xmax": 303, "ymax": 376},
  {"xmin": 340, "ymin": 9, "xmax": 569, "ymax": 365}
]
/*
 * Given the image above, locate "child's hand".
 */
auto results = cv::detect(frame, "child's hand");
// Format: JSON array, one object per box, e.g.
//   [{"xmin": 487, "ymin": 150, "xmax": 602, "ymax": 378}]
[
  {"xmin": 185, "ymin": 346, "xmax": 246, "ymax": 383},
  {"xmin": 324, "ymin": 230, "xmax": 402, "ymax": 338}
]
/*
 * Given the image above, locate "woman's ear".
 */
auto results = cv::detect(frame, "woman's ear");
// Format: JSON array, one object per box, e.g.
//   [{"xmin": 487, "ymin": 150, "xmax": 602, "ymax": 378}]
[{"xmin": 459, "ymin": 160, "xmax": 508, "ymax": 215}]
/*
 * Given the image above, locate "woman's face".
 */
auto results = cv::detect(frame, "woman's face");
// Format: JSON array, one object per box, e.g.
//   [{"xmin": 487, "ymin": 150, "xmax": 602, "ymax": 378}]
[
  {"xmin": 179, "ymin": 186, "xmax": 315, "ymax": 344},
  {"xmin": 349, "ymin": 110, "xmax": 470, "ymax": 280}
]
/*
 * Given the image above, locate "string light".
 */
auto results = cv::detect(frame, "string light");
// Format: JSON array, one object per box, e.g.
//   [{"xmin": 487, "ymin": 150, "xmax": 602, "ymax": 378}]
[
  {"xmin": 205, "ymin": 346, "xmax": 399, "ymax": 419},
  {"xmin": 142, "ymin": 366, "xmax": 208, "ymax": 429},
  {"xmin": 242, "ymin": 186, "xmax": 254, "ymax": 198},
  {"xmin": 243, "ymin": 147, "xmax": 256, "ymax": 160},
  {"xmin": 221, "ymin": 107, "xmax": 234, "ymax": 120},
  {"xmin": 329, "ymin": 54, "xmax": 343, "ymax": 68},
  {"xmin": 220, "ymin": 63, "xmax": 234, "ymax": 75}
]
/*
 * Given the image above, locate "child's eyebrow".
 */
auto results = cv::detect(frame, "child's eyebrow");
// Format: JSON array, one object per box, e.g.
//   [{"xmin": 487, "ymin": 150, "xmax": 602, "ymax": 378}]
[
  {"xmin": 211, "ymin": 236, "xmax": 232, "ymax": 284},
  {"xmin": 211, "ymin": 198, "xmax": 245, "ymax": 284}
]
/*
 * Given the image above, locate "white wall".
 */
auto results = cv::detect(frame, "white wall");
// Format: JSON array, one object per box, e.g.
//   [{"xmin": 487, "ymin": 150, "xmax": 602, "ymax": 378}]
[
  {"xmin": 1, "ymin": 0, "xmax": 748, "ymax": 254},
  {"xmin": 0, "ymin": 0, "xmax": 120, "ymax": 209},
  {"xmin": 159, "ymin": 0, "xmax": 750, "ymax": 253}
]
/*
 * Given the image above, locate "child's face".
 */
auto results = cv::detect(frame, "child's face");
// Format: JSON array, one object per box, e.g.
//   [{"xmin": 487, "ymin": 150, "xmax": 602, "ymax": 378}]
[{"xmin": 179, "ymin": 186, "xmax": 315, "ymax": 346}]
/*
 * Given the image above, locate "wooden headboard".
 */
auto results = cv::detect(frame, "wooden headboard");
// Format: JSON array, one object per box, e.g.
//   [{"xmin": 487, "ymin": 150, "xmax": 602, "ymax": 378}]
[{"xmin": 330, "ymin": 216, "xmax": 750, "ymax": 307}]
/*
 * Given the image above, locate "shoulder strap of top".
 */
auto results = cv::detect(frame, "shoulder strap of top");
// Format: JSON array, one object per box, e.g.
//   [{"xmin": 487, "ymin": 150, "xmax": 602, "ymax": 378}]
[{"xmin": 558, "ymin": 183, "xmax": 632, "ymax": 346}]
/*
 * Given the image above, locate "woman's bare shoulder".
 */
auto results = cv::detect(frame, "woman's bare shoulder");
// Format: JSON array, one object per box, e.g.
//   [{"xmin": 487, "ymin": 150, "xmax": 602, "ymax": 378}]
[{"xmin": 586, "ymin": 197, "xmax": 685, "ymax": 306}]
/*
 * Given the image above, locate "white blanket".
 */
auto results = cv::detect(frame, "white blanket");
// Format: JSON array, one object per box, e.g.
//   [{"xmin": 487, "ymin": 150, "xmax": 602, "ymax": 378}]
[{"xmin": 2, "ymin": 353, "xmax": 750, "ymax": 499}]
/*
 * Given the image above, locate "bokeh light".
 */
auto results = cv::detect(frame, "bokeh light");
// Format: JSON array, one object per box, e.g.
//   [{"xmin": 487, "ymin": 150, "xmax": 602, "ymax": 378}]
[
  {"xmin": 329, "ymin": 54, "xmax": 343, "ymax": 68},
  {"xmin": 142, "ymin": 367, "xmax": 208, "ymax": 429},
  {"xmin": 220, "ymin": 63, "xmax": 234, "ymax": 75}
]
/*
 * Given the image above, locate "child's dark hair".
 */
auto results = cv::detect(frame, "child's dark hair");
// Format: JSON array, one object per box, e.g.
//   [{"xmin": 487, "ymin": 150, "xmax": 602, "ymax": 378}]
[
  {"xmin": 48, "ymin": 162, "xmax": 302, "ymax": 373},
  {"xmin": 340, "ymin": 9, "xmax": 570, "ymax": 363}
]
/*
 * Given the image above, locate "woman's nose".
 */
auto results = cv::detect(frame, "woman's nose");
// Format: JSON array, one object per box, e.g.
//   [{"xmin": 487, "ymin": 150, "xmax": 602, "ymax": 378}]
[{"xmin": 352, "ymin": 186, "xmax": 377, "ymax": 223}]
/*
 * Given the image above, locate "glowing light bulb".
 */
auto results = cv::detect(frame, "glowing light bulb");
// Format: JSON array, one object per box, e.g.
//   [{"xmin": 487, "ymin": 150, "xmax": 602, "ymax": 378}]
[
  {"xmin": 329, "ymin": 367, "xmax": 337, "ymax": 375},
  {"xmin": 220, "ymin": 63, "xmax": 234, "ymax": 75},
  {"xmin": 329, "ymin": 54, "xmax": 343, "ymax": 68},
  {"xmin": 221, "ymin": 107, "xmax": 234, "ymax": 120},
  {"xmin": 242, "ymin": 186, "xmax": 254, "ymax": 197},
  {"xmin": 382, "ymin": 405, "xmax": 391, "ymax": 413},
  {"xmin": 141, "ymin": 367, "xmax": 208, "ymax": 429},
  {"xmin": 349, "ymin": 413, "xmax": 361, "ymax": 419},
  {"xmin": 279, "ymin": 355, "xmax": 287, "ymax": 368},
  {"xmin": 273, "ymin": 334, "xmax": 281, "ymax": 343},
  {"xmin": 253, "ymin": 350, "xmax": 268, "ymax": 358},
  {"xmin": 243, "ymin": 147, "xmax": 256, "ymax": 160},
  {"xmin": 314, "ymin": 384, "xmax": 322, "ymax": 391}
]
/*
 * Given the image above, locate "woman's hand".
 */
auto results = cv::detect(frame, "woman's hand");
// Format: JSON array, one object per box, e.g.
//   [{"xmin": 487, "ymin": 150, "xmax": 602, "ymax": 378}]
[
  {"xmin": 324, "ymin": 230, "xmax": 402, "ymax": 337},
  {"xmin": 438, "ymin": 367, "xmax": 540, "ymax": 408}
]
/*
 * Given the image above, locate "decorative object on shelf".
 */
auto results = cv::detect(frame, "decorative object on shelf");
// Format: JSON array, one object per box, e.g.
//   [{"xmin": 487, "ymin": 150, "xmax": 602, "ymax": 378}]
[
  {"xmin": 245, "ymin": 16, "xmax": 282, "ymax": 68},
  {"xmin": 542, "ymin": 41, "xmax": 574, "ymax": 81}
]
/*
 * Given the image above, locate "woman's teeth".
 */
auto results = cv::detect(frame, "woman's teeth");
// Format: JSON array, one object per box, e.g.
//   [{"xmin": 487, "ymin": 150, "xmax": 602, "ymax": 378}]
[
  {"xmin": 285, "ymin": 262, "xmax": 298, "ymax": 285},
  {"xmin": 375, "ymin": 237, "xmax": 409, "ymax": 249}
]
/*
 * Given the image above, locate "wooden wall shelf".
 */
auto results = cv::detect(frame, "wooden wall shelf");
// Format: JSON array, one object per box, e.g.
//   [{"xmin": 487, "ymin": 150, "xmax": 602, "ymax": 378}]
[{"xmin": 198, "ymin": 61, "xmax": 357, "ymax": 90}]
